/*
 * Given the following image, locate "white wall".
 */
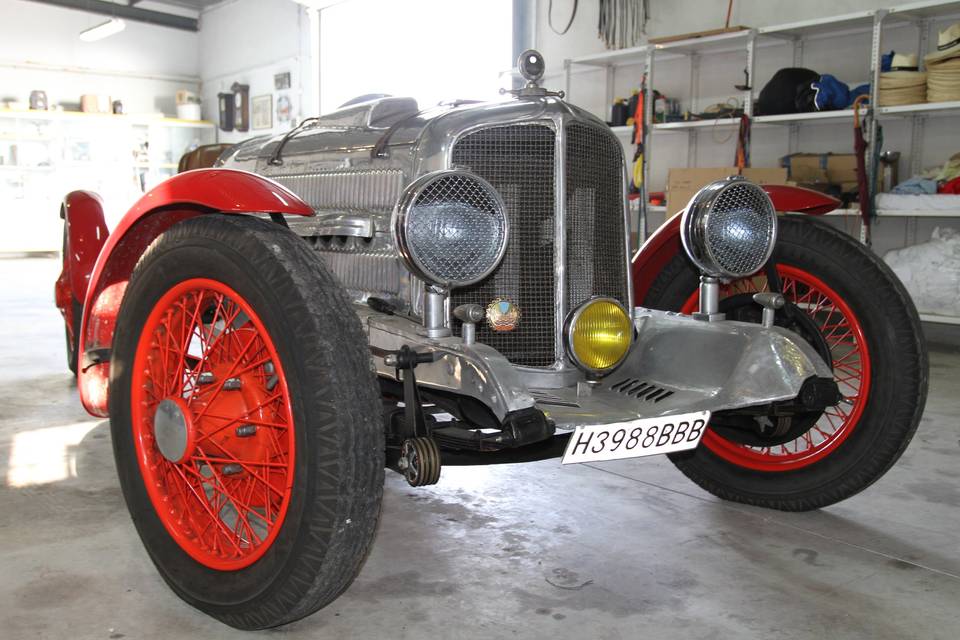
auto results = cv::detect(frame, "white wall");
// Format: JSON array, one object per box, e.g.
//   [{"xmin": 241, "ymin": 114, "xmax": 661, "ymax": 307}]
[
  {"xmin": 199, "ymin": 0, "xmax": 314, "ymax": 144},
  {"xmin": 537, "ymin": 0, "xmax": 959, "ymax": 235},
  {"xmin": 0, "ymin": 0, "xmax": 201, "ymax": 114},
  {"xmin": 537, "ymin": 0, "xmax": 897, "ymax": 70},
  {"xmin": 317, "ymin": 0, "xmax": 513, "ymax": 114}
]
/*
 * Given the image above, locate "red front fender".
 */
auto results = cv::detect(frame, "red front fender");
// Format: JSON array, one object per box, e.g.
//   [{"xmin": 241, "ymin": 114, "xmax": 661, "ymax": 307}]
[
  {"xmin": 77, "ymin": 168, "xmax": 313, "ymax": 417},
  {"xmin": 632, "ymin": 185, "xmax": 840, "ymax": 304},
  {"xmin": 761, "ymin": 184, "xmax": 840, "ymax": 215}
]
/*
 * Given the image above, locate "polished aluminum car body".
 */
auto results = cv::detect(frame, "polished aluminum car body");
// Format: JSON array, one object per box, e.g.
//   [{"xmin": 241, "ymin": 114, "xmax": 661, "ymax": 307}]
[{"xmin": 216, "ymin": 69, "xmax": 830, "ymax": 433}]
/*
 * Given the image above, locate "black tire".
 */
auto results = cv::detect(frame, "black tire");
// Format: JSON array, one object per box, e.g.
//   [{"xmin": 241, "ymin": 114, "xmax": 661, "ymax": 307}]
[
  {"xmin": 644, "ymin": 216, "xmax": 928, "ymax": 511},
  {"xmin": 61, "ymin": 222, "xmax": 81, "ymax": 376},
  {"xmin": 66, "ymin": 297, "xmax": 81, "ymax": 376},
  {"xmin": 109, "ymin": 215, "xmax": 384, "ymax": 629}
]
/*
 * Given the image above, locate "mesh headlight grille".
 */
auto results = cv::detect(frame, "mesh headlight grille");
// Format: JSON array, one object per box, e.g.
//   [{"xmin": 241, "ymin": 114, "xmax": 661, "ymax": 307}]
[
  {"xmin": 681, "ymin": 178, "xmax": 777, "ymax": 279},
  {"xmin": 395, "ymin": 171, "xmax": 508, "ymax": 287}
]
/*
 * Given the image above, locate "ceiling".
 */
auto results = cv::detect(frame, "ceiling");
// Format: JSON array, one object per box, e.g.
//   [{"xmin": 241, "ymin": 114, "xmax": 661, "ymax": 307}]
[
  {"xmin": 26, "ymin": 0, "xmax": 213, "ymax": 30},
  {"xmin": 144, "ymin": 0, "xmax": 225, "ymax": 10}
]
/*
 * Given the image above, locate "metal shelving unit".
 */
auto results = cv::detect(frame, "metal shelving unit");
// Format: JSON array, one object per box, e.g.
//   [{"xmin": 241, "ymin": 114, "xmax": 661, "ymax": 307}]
[
  {"xmin": 0, "ymin": 109, "xmax": 216, "ymax": 252},
  {"xmin": 565, "ymin": 0, "xmax": 960, "ymax": 325}
]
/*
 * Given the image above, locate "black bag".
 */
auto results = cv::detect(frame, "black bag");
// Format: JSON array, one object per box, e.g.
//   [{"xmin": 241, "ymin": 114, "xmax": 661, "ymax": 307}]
[{"xmin": 757, "ymin": 68, "xmax": 820, "ymax": 115}]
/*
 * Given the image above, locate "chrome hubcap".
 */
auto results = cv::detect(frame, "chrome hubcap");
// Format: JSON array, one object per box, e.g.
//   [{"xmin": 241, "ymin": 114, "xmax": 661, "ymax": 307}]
[{"xmin": 153, "ymin": 398, "xmax": 192, "ymax": 463}]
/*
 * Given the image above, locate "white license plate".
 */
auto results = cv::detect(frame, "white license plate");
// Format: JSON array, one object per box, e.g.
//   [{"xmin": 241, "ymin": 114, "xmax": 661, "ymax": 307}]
[{"xmin": 561, "ymin": 411, "xmax": 711, "ymax": 465}]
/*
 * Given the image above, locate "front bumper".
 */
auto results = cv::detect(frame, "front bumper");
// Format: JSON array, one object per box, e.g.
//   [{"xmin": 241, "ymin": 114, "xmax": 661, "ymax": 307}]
[
  {"xmin": 529, "ymin": 309, "xmax": 833, "ymax": 431},
  {"xmin": 361, "ymin": 306, "xmax": 833, "ymax": 433}
]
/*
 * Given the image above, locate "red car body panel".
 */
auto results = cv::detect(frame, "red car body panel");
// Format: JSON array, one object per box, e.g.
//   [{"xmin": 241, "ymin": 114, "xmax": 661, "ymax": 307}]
[
  {"xmin": 68, "ymin": 169, "xmax": 314, "ymax": 417},
  {"xmin": 59, "ymin": 191, "xmax": 111, "ymax": 303},
  {"xmin": 760, "ymin": 184, "xmax": 840, "ymax": 215},
  {"xmin": 55, "ymin": 192, "xmax": 111, "ymax": 347},
  {"xmin": 631, "ymin": 185, "xmax": 840, "ymax": 304}
]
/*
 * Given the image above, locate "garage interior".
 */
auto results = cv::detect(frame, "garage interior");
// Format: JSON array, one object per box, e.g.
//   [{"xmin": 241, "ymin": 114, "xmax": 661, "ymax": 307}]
[{"xmin": 1, "ymin": 0, "xmax": 959, "ymax": 638}]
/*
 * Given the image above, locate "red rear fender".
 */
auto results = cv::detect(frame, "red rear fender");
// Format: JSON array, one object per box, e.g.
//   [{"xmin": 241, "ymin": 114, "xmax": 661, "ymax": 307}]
[
  {"xmin": 60, "ymin": 191, "xmax": 110, "ymax": 303},
  {"xmin": 77, "ymin": 169, "xmax": 313, "ymax": 417}
]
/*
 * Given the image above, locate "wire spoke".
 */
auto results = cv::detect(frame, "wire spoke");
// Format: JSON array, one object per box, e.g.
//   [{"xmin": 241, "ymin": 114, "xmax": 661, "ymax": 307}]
[
  {"xmin": 131, "ymin": 280, "xmax": 294, "ymax": 568},
  {"xmin": 685, "ymin": 265, "xmax": 870, "ymax": 469},
  {"xmin": 169, "ymin": 464, "xmax": 244, "ymax": 555}
]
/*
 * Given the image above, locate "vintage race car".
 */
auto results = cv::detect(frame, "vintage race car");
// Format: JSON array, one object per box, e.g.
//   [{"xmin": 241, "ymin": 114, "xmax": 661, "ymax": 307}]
[{"xmin": 54, "ymin": 51, "xmax": 927, "ymax": 629}]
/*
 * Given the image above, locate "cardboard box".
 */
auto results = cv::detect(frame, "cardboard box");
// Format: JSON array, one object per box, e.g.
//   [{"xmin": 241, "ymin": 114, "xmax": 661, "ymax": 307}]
[
  {"xmin": 666, "ymin": 166, "xmax": 789, "ymax": 214},
  {"xmin": 80, "ymin": 94, "xmax": 112, "ymax": 114},
  {"xmin": 666, "ymin": 168, "xmax": 735, "ymax": 214},
  {"xmin": 782, "ymin": 153, "xmax": 859, "ymax": 185},
  {"xmin": 742, "ymin": 167, "xmax": 790, "ymax": 186},
  {"xmin": 825, "ymin": 155, "xmax": 859, "ymax": 184}
]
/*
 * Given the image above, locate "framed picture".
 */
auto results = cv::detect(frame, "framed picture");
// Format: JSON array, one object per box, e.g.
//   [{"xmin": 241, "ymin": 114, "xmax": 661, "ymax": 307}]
[
  {"xmin": 274, "ymin": 71, "xmax": 291, "ymax": 90},
  {"xmin": 276, "ymin": 93, "xmax": 292, "ymax": 124},
  {"xmin": 252, "ymin": 94, "xmax": 273, "ymax": 130}
]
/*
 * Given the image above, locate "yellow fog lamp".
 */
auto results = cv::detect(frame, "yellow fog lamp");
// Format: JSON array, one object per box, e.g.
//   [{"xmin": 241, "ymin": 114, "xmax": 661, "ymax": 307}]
[{"xmin": 565, "ymin": 298, "xmax": 632, "ymax": 374}]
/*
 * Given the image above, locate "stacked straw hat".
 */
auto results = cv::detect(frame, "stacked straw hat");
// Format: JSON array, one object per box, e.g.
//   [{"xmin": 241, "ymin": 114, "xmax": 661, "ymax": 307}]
[
  {"xmin": 926, "ymin": 21, "xmax": 960, "ymax": 102},
  {"xmin": 879, "ymin": 53, "xmax": 926, "ymax": 106}
]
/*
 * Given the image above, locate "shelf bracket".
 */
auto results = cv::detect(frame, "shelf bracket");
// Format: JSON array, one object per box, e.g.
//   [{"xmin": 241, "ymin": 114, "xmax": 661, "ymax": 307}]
[
  {"xmin": 605, "ymin": 63, "xmax": 616, "ymax": 123},
  {"xmin": 641, "ymin": 47, "xmax": 655, "ymax": 243},
  {"xmin": 788, "ymin": 123, "xmax": 800, "ymax": 155},
  {"xmin": 909, "ymin": 115, "xmax": 926, "ymax": 178},
  {"xmin": 688, "ymin": 53, "xmax": 700, "ymax": 116},
  {"xmin": 792, "ymin": 38, "xmax": 804, "ymax": 68}
]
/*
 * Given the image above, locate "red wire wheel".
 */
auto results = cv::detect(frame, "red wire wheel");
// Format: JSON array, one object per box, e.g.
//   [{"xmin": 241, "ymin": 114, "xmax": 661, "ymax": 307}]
[
  {"xmin": 110, "ymin": 216, "xmax": 384, "ymax": 628},
  {"xmin": 643, "ymin": 216, "xmax": 926, "ymax": 510},
  {"xmin": 680, "ymin": 265, "xmax": 870, "ymax": 471},
  {"xmin": 131, "ymin": 278, "xmax": 295, "ymax": 570}
]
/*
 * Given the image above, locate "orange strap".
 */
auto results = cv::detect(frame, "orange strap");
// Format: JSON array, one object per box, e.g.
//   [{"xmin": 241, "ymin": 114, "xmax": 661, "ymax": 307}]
[{"xmin": 852, "ymin": 94, "xmax": 870, "ymax": 128}]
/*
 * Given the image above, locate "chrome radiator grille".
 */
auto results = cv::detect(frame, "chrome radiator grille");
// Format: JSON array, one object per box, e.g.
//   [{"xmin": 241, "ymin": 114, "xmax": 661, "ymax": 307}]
[
  {"xmin": 450, "ymin": 124, "xmax": 557, "ymax": 367},
  {"xmin": 565, "ymin": 123, "xmax": 629, "ymax": 310}
]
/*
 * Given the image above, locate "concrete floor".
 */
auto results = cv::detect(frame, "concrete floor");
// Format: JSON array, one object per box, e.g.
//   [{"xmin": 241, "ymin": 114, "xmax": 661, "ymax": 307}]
[{"xmin": 2, "ymin": 255, "xmax": 960, "ymax": 640}]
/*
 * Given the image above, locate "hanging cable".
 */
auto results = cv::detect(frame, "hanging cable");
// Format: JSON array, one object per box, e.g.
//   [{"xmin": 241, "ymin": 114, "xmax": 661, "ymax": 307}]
[
  {"xmin": 548, "ymin": 0, "xmax": 578, "ymax": 36},
  {"xmin": 598, "ymin": 0, "xmax": 646, "ymax": 50}
]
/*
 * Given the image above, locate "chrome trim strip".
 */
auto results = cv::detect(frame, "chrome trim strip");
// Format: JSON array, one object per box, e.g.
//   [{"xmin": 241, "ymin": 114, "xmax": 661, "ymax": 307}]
[
  {"xmin": 287, "ymin": 212, "xmax": 375, "ymax": 238},
  {"xmin": 553, "ymin": 113, "xmax": 567, "ymax": 369},
  {"xmin": 620, "ymin": 130, "xmax": 635, "ymax": 320}
]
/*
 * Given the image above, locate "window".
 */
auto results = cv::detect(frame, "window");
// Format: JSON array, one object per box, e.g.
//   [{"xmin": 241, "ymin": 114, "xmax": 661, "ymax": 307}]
[{"xmin": 319, "ymin": 0, "xmax": 513, "ymax": 114}]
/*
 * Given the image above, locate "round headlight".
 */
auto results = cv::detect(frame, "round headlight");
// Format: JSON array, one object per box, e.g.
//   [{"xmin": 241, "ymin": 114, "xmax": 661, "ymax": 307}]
[
  {"xmin": 565, "ymin": 298, "xmax": 632, "ymax": 374},
  {"xmin": 680, "ymin": 177, "xmax": 777, "ymax": 279},
  {"xmin": 517, "ymin": 49, "xmax": 545, "ymax": 83},
  {"xmin": 393, "ymin": 170, "xmax": 509, "ymax": 288}
]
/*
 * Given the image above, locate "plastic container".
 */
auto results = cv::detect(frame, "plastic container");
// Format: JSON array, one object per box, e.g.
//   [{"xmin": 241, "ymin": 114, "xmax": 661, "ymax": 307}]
[{"xmin": 177, "ymin": 103, "xmax": 202, "ymax": 121}]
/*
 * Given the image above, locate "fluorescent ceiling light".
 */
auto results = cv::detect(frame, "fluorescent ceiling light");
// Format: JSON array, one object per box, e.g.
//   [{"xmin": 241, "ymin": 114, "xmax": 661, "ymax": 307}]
[{"xmin": 79, "ymin": 18, "xmax": 126, "ymax": 42}]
